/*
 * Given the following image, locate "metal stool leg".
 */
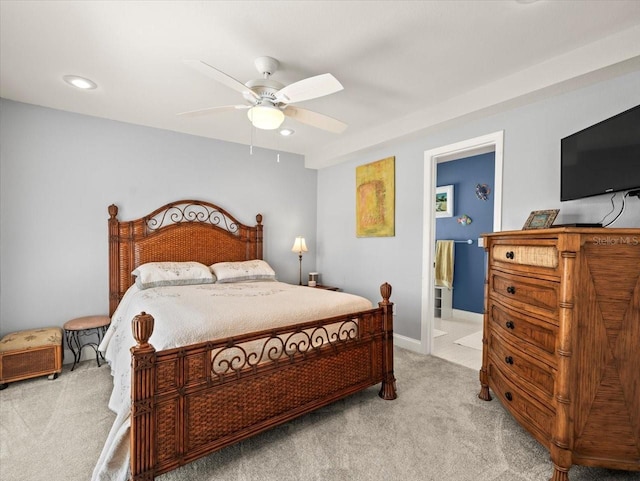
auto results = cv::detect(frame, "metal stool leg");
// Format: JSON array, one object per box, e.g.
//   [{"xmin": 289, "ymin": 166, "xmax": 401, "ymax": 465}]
[
  {"xmin": 65, "ymin": 327, "xmax": 105, "ymax": 370},
  {"xmin": 65, "ymin": 329, "xmax": 81, "ymax": 371}
]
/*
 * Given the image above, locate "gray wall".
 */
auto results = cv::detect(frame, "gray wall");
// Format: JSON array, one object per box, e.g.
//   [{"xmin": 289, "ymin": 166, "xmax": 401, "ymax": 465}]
[
  {"xmin": 2, "ymin": 70, "xmax": 639, "ymax": 347},
  {"xmin": 0, "ymin": 99, "xmax": 317, "ymax": 339},
  {"xmin": 316, "ymin": 70, "xmax": 640, "ymax": 341}
]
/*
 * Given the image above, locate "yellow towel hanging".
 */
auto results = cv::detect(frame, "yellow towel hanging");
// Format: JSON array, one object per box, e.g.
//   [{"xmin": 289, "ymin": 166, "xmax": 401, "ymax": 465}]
[{"xmin": 435, "ymin": 240, "xmax": 454, "ymax": 288}]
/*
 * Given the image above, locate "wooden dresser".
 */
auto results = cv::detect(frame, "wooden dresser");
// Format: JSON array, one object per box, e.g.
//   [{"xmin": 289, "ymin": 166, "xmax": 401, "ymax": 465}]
[{"xmin": 479, "ymin": 228, "xmax": 640, "ymax": 481}]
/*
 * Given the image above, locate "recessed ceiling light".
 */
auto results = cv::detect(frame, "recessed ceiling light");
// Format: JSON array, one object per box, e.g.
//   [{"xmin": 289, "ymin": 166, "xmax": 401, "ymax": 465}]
[
  {"xmin": 63, "ymin": 75, "xmax": 97, "ymax": 90},
  {"xmin": 279, "ymin": 128, "xmax": 295, "ymax": 137}
]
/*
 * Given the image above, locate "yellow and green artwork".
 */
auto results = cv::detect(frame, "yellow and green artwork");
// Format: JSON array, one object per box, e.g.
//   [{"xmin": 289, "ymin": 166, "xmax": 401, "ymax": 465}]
[{"xmin": 356, "ymin": 156, "xmax": 395, "ymax": 237}]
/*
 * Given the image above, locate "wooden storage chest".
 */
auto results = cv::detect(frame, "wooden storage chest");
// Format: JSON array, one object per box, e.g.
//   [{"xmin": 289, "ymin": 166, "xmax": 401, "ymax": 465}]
[
  {"xmin": 0, "ymin": 327, "xmax": 63, "ymax": 388},
  {"xmin": 479, "ymin": 228, "xmax": 640, "ymax": 481}
]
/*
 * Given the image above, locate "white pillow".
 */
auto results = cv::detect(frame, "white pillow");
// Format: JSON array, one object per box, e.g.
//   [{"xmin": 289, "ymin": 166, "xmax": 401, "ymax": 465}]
[
  {"xmin": 210, "ymin": 259, "xmax": 276, "ymax": 283},
  {"xmin": 132, "ymin": 262, "xmax": 215, "ymax": 290}
]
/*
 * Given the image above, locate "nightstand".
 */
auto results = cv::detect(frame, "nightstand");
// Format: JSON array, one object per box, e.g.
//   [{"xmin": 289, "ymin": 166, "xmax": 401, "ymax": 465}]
[{"xmin": 310, "ymin": 285, "xmax": 340, "ymax": 291}]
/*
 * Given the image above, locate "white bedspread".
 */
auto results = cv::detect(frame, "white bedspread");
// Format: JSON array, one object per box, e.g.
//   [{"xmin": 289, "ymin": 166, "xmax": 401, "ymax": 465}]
[{"xmin": 92, "ymin": 281, "xmax": 372, "ymax": 481}]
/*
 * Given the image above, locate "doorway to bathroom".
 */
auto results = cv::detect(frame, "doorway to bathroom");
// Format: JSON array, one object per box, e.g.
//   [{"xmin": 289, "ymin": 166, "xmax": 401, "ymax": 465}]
[
  {"xmin": 420, "ymin": 131, "xmax": 503, "ymax": 369},
  {"xmin": 432, "ymin": 153, "xmax": 494, "ymax": 370}
]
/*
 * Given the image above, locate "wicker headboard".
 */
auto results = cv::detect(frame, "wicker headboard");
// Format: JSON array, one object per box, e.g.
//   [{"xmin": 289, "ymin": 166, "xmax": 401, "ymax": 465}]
[{"xmin": 108, "ymin": 200, "xmax": 263, "ymax": 316}]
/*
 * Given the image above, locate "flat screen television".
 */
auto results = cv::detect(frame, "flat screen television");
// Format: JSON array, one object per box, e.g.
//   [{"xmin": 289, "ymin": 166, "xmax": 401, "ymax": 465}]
[{"xmin": 561, "ymin": 104, "xmax": 640, "ymax": 201}]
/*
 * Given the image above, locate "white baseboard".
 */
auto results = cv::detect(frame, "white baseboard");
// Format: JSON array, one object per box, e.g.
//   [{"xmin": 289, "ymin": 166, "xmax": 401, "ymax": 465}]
[
  {"xmin": 62, "ymin": 348, "xmax": 104, "ymax": 366},
  {"xmin": 393, "ymin": 333, "xmax": 423, "ymax": 353}
]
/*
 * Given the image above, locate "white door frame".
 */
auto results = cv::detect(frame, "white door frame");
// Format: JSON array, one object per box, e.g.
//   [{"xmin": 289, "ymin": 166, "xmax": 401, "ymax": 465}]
[{"xmin": 419, "ymin": 131, "xmax": 504, "ymax": 354}]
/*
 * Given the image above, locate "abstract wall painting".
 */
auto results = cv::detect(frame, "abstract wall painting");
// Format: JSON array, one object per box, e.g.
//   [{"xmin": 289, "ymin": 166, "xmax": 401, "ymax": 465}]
[{"xmin": 356, "ymin": 156, "xmax": 395, "ymax": 237}]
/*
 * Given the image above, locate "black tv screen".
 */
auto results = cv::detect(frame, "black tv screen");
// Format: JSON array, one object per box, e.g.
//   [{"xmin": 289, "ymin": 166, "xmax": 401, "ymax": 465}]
[{"xmin": 561, "ymin": 104, "xmax": 640, "ymax": 201}]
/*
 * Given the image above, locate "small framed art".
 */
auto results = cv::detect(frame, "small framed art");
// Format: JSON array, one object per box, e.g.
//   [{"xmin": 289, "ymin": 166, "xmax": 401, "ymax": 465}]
[
  {"xmin": 522, "ymin": 209, "xmax": 559, "ymax": 230},
  {"xmin": 435, "ymin": 185, "xmax": 454, "ymax": 218}
]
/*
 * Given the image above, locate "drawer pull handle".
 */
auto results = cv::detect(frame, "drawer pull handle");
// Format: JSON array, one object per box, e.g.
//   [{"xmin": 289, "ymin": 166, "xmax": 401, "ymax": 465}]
[
  {"xmin": 506, "ymin": 251, "xmax": 515, "ymax": 259},
  {"xmin": 506, "ymin": 286, "xmax": 516, "ymax": 294},
  {"xmin": 505, "ymin": 321, "xmax": 515, "ymax": 329},
  {"xmin": 505, "ymin": 391, "xmax": 513, "ymax": 402},
  {"xmin": 505, "ymin": 356, "xmax": 514, "ymax": 365}
]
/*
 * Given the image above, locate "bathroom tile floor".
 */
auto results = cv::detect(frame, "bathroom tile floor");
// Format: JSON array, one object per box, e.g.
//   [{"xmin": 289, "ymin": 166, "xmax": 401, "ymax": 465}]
[{"xmin": 432, "ymin": 315, "xmax": 483, "ymax": 371}]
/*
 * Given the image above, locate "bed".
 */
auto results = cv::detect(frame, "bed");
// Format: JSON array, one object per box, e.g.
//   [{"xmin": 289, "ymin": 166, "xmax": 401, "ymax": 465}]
[{"xmin": 95, "ymin": 199, "xmax": 397, "ymax": 481}]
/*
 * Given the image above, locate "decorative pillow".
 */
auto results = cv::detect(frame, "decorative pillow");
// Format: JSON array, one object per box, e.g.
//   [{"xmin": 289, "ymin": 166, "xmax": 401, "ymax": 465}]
[
  {"xmin": 210, "ymin": 260, "xmax": 276, "ymax": 283},
  {"xmin": 132, "ymin": 262, "xmax": 215, "ymax": 290}
]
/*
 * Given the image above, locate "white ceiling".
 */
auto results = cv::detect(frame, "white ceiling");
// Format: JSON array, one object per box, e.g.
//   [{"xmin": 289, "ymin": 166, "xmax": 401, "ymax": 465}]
[{"xmin": 2, "ymin": 1, "xmax": 640, "ymax": 169}]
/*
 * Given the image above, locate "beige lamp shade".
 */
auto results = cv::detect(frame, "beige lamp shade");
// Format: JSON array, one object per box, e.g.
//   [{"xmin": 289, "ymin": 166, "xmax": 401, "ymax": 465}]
[{"xmin": 291, "ymin": 236, "xmax": 308, "ymax": 254}]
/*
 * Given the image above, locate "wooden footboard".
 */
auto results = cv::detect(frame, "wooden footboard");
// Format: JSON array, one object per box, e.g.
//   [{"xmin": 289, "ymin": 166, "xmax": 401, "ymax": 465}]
[{"xmin": 129, "ymin": 283, "xmax": 396, "ymax": 480}]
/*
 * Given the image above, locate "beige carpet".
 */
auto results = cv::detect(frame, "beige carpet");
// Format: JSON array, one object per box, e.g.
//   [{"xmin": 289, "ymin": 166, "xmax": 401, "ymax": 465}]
[{"xmin": 1, "ymin": 349, "xmax": 637, "ymax": 481}]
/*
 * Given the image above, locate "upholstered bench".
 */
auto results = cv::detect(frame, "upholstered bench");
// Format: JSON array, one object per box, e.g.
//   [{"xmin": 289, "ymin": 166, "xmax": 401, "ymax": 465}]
[{"xmin": 0, "ymin": 327, "xmax": 63, "ymax": 390}]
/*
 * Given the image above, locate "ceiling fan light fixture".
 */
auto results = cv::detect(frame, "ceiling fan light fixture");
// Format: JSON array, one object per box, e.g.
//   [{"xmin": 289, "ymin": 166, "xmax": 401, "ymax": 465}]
[
  {"xmin": 183, "ymin": 57, "xmax": 347, "ymax": 133},
  {"xmin": 247, "ymin": 104, "xmax": 285, "ymax": 130}
]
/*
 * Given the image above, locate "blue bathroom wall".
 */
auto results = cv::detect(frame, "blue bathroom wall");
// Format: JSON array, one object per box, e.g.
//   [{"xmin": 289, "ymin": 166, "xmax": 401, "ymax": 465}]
[{"xmin": 436, "ymin": 153, "xmax": 494, "ymax": 314}]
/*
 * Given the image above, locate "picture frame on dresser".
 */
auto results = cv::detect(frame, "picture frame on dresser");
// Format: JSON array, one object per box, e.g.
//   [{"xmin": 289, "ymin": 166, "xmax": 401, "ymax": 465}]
[{"xmin": 522, "ymin": 209, "xmax": 559, "ymax": 229}]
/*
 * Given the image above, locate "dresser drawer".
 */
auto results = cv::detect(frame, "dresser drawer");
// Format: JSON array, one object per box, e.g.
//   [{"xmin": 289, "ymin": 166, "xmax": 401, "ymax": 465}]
[
  {"xmin": 490, "ymin": 270, "xmax": 559, "ymax": 320},
  {"xmin": 489, "ymin": 301, "xmax": 557, "ymax": 366},
  {"xmin": 488, "ymin": 330, "xmax": 555, "ymax": 402},
  {"xmin": 491, "ymin": 240, "xmax": 559, "ymax": 278},
  {"xmin": 489, "ymin": 363, "xmax": 553, "ymax": 447}
]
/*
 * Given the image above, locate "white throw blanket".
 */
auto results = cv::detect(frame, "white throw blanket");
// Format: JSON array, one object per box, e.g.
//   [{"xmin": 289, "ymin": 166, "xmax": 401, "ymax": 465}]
[{"xmin": 92, "ymin": 281, "xmax": 372, "ymax": 481}]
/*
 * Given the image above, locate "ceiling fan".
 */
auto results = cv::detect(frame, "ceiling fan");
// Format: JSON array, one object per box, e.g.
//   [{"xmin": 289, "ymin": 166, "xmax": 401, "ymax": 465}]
[{"xmin": 179, "ymin": 56, "xmax": 347, "ymax": 133}]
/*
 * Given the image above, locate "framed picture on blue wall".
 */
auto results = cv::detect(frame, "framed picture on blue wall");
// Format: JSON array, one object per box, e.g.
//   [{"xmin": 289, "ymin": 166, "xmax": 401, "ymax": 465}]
[{"xmin": 436, "ymin": 185, "xmax": 454, "ymax": 218}]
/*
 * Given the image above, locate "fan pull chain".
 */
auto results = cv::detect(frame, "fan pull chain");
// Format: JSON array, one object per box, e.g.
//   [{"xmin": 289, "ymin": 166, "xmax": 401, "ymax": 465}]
[{"xmin": 249, "ymin": 121, "xmax": 254, "ymax": 155}]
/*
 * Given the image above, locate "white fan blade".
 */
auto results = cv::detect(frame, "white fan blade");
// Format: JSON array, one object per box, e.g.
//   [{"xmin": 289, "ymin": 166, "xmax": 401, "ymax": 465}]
[
  {"xmin": 183, "ymin": 59, "xmax": 259, "ymax": 100},
  {"xmin": 178, "ymin": 105, "xmax": 250, "ymax": 117},
  {"xmin": 274, "ymin": 73, "xmax": 343, "ymax": 104},
  {"xmin": 284, "ymin": 106, "xmax": 347, "ymax": 134}
]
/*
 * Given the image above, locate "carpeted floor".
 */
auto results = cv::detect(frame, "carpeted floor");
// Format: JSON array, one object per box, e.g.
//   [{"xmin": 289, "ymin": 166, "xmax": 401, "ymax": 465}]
[{"xmin": 1, "ymin": 348, "xmax": 637, "ymax": 481}]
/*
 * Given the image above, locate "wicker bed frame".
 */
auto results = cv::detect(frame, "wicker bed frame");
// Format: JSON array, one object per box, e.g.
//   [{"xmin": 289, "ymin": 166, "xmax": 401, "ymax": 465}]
[{"xmin": 107, "ymin": 200, "xmax": 397, "ymax": 480}]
